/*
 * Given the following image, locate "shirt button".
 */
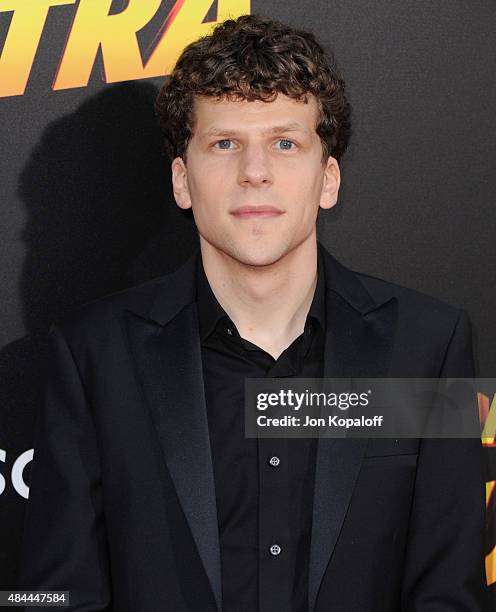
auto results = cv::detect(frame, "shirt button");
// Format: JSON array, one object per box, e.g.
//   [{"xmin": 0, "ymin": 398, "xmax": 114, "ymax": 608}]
[
  {"xmin": 269, "ymin": 456, "xmax": 280, "ymax": 467},
  {"xmin": 226, "ymin": 327, "xmax": 233, "ymax": 336},
  {"xmin": 270, "ymin": 544, "xmax": 282, "ymax": 556}
]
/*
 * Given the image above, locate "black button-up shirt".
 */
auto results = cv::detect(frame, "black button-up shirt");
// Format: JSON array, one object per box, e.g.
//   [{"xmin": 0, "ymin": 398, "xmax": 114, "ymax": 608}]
[{"xmin": 196, "ymin": 251, "xmax": 326, "ymax": 612}]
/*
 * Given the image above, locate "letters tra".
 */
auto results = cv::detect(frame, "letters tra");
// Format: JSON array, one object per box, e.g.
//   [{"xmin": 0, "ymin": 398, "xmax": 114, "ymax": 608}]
[{"xmin": 0, "ymin": 0, "xmax": 250, "ymax": 97}]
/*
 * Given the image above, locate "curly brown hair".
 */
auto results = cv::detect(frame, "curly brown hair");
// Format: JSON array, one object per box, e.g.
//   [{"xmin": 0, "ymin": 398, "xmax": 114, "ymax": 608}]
[{"xmin": 154, "ymin": 14, "xmax": 351, "ymax": 163}]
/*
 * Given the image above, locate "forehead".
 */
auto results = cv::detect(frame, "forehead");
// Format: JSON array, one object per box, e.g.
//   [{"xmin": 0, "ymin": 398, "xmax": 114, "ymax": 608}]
[{"xmin": 191, "ymin": 93, "xmax": 320, "ymax": 136}]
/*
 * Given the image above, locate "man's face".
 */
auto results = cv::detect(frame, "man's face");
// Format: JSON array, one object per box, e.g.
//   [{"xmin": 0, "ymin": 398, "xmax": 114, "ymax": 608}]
[{"xmin": 171, "ymin": 93, "xmax": 340, "ymax": 266}]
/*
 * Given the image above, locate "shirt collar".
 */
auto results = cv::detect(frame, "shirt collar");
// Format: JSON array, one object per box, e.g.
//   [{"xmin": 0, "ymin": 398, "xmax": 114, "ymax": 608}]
[{"xmin": 196, "ymin": 247, "xmax": 326, "ymax": 342}]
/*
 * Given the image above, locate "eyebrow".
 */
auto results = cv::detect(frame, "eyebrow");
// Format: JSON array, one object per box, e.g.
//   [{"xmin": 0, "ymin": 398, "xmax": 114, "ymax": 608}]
[{"xmin": 199, "ymin": 122, "xmax": 309, "ymax": 139}]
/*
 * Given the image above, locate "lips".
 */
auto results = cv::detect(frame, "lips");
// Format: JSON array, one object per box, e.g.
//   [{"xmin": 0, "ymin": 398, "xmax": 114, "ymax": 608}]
[{"xmin": 230, "ymin": 206, "xmax": 284, "ymax": 219}]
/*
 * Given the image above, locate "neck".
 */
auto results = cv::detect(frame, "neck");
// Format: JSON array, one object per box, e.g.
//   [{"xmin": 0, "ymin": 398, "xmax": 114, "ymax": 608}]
[{"xmin": 200, "ymin": 233, "xmax": 318, "ymax": 359}]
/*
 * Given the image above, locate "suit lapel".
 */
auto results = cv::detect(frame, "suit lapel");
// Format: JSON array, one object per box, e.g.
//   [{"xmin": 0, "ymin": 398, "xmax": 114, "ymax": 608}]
[
  {"xmin": 124, "ymin": 251, "xmax": 222, "ymax": 612},
  {"xmin": 308, "ymin": 245, "xmax": 398, "ymax": 612}
]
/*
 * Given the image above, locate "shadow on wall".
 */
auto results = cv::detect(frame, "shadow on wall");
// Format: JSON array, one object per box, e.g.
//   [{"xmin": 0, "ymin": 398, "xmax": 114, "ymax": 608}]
[
  {"xmin": 21, "ymin": 80, "xmax": 197, "ymax": 331},
  {"xmin": 0, "ymin": 81, "xmax": 198, "ymax": 590}
]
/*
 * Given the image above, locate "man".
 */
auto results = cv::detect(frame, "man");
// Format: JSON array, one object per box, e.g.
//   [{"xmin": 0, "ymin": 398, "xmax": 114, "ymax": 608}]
[{"xmin": 18, "ymin": 14, "xmax": 487, "ymax": 612}]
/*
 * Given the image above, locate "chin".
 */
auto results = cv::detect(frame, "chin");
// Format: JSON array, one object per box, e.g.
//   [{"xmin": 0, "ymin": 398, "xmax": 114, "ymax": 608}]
[
  {"xmin": 227, "ymin": 243, "xmax": 291, "ymax": 268},
  {"xmin": 202, "ymin": 232, "xmax": 297, "ymax": 267}
]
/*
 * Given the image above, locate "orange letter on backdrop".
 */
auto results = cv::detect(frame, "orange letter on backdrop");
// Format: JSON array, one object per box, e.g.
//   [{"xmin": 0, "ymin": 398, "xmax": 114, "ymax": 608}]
[
  {"xmin": 54, "ymin": 0, "xmax": 250, "ymax": 91},
  {"xmin": 0, "ymin": 0, "xmax": 76, "ymax": 97},
  {"xmin": 141, "ymin": 0, "xmax": 250, "ymax": 78},
  {"xmin": 481, "ymin": 392, "xmax": 496, "ymax": 586},
  {"xmin": 486, "ymin": 481, "xmax": 496, "ymax": 586},
  {"xmin": 53, "ymin": 0, "xmax": 162, "ymax": 89}
]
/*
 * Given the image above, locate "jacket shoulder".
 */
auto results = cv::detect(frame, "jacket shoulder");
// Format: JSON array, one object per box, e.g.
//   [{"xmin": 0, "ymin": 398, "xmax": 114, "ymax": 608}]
[
  {"xmin": 52, "ymin": 251, "xmax": 198, "ymax": 341},
  {"xmin": 51, "ymin": 273, "xmax": 171, "ymax": 341},
  {"xmin": 356, "ymin": 269, "xmax": 465, "ymax": 329}
]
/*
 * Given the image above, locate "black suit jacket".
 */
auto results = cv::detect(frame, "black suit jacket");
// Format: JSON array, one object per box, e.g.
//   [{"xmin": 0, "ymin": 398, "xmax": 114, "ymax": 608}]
[{"xmin": 18, "ymin": 243, "xmax": 488, "ymax": 611}]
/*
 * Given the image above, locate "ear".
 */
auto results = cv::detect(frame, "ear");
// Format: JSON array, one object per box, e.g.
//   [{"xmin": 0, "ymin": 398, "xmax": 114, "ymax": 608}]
[
  {"xmin": 171, "ymin": 156, "xmax": 192, "ymax": 210},
  {"xmin": 319, "ymin": 156, "xmax": 341, "ymax": 210}
]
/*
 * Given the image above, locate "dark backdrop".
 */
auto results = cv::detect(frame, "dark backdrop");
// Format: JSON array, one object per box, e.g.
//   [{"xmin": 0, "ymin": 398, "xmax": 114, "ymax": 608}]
[{"xmin": 1, "ymin": 0, "xmax": 495, "ymax": 606}]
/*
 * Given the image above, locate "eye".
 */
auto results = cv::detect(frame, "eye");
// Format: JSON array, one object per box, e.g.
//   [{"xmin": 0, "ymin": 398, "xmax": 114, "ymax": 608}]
[
  {"xmin": 275, "ymin": 138, "xmax": 296, "ymax": 151},
  {"xmin": 213, "ymin": 139, "xmax": 235, "ymax": 150}
]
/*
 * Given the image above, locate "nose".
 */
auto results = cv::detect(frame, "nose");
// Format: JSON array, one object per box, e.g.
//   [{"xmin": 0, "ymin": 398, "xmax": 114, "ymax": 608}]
[{"xmin": 237, "ymin": 143, "xmax": 273, "ymax": 187}]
